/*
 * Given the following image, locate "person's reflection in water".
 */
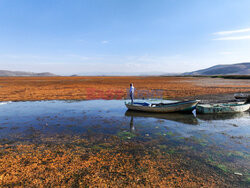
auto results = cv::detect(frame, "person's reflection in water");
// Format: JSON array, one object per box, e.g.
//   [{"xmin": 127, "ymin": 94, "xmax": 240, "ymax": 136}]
[
  {"xmin": 192, "ymin": 109, "xmax": 197, "ymax": 117},
  {"xmin": 129, "ymin": 116, "xmax": 135, "ymax": 133}
]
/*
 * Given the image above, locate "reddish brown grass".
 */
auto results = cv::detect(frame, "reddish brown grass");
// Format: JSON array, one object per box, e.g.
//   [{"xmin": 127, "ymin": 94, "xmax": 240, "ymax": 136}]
[{"xmin": 0, "ymin": 76, "xmax": 249, "ymax": 101}]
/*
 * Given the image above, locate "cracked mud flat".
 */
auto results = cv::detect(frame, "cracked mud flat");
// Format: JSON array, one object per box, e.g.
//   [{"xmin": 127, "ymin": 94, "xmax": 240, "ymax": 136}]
[{"xmin": 0, "ymin": 100, "xmax": 249, "ymax": 187}]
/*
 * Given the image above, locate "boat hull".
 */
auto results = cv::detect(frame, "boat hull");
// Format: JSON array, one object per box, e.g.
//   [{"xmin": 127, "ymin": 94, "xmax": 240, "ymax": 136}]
[
  {"xmin": 197, "ymin": 103, "xmax": 250, "ymax": 114},
  {"xmin": 125, "ymin": 100, "xmax": 198, "ymax": 113}
]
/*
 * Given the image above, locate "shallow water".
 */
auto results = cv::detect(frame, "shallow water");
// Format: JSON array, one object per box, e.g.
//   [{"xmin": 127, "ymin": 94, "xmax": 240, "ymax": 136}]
[{"xmin": 0, "ymin": 100, "xmax": 249, "ymax": 186}]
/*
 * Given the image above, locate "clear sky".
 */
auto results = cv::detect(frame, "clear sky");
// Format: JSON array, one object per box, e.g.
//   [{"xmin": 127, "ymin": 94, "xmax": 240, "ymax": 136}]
[{"xmin": 0, "ymin": 0, "xmax": 250, "ymax": 75}]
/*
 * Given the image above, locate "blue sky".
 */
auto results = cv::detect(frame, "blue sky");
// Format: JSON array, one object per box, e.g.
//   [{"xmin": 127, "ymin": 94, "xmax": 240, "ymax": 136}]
[{"xmin": 0, "ymin": 0, "xmax": 250, "ymax": 75}]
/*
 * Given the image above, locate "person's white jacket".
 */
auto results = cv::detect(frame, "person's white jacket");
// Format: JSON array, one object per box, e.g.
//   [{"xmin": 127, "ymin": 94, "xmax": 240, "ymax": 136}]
[{"xmin": 129, "ymin": 86, "xmax": 134, "ymax": 95}]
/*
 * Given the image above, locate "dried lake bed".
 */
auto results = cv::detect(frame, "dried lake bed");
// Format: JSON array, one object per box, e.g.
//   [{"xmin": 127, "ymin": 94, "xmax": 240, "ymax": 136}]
[{"xmin": 0, "ymin": 100, "xmax": 249, "ymax": 187}]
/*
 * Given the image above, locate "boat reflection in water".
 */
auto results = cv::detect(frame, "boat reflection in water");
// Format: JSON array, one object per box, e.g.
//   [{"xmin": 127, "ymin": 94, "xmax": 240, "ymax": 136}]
[
  {"xmin": 125, "ymin": 110, "xmax": 198, "ymax": 125},
  {"xmin": 197, "ymin": 111, "xmax": 250, "ymax": 121}
]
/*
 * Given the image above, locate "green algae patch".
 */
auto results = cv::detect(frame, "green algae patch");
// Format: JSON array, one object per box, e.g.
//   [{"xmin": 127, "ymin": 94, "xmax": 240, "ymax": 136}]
[
  {"xmin": 200, "ymin": 142, "xmax": 207, "ymax": 147},
  {"xmin": 178, "ymin": 137, "xmax": 185, "ymax": 140},
  {"xmin": 227, "ymin": 151, "xmax": 249, "ymax": 159},
  {"xmin": 157, "ymin": 145, "xmax": 176, "ymax": 154},
  {"xmin": 216, "ymin": 164, "xmax": 228, "ymax": 172},
  {"xmin": 157, "ymin": 144, "xmax": 168, "ymax": 150},
  {"xmin": 155, "ymin": 132, "xmax": 163, "ymax": 136},
  {"xmin": 166, "ymin": 131, "xmax": 174, "ymax": 136},
  {"xmin": 246, "ymin": 177, "xmax": 250, "ymax": 183},
  {"xmin": 91, "ymin": 145, "xmax": 103, "ymax": 150},
  {"xmin": 117, "ymin": 131, "xmax": 136, "ymax": 140},
  {"xmin": 167, "ymin": 149, "xmax": 176, "ymax": 154}
]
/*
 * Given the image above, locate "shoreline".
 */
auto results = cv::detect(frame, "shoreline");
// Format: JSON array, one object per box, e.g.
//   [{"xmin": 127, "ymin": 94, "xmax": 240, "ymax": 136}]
[{"xmin": 1, "ymin": 91, "xmax": 248, "ymax": 103}]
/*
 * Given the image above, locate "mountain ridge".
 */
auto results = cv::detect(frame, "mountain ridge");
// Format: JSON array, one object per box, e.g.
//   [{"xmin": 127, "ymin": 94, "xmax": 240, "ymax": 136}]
[
  {"xmin": 183, "ymin": 62, "xmax": 250, "ymax": 75},
  {"xmin": 1, "ymin": 62, "xmax": 249, "ymax": 76},
  {"xmin": 0, "ymin": 70, "xmax": 57, "ymax": 77}
]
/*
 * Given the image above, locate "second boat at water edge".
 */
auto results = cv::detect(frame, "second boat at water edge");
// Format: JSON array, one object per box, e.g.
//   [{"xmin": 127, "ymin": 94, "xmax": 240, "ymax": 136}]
[{"xmin": 197, "ymin": 102, "xmax": 250, "ymax": 114}]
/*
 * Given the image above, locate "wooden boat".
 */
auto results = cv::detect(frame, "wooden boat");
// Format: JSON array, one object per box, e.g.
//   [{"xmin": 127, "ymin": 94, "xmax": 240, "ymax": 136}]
[
  {"xmin": 125, "ymin": 100, "xmax": 198, "ymax": 113},
  {"xmin": 197, "ymin": 102, "xmax": 250, "ymax": 114}
]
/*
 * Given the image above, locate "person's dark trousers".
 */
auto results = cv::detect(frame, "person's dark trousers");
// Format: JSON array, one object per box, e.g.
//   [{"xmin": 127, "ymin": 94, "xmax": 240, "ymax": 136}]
[{"xmin": 130, "ymin": 93, "xmax": 134, "ymax": 104}]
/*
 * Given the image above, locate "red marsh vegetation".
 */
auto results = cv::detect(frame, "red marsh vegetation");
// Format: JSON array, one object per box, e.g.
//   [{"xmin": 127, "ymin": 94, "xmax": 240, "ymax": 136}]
[{"xmin": 0, "ymin": 76, "xmax": 249, "ymax": 101}]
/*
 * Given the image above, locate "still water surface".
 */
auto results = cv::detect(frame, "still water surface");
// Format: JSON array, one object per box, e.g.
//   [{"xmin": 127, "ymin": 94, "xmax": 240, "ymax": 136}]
[{"xmin": 0, "ymin": 100, "xmax": 249, "ymax": 185}]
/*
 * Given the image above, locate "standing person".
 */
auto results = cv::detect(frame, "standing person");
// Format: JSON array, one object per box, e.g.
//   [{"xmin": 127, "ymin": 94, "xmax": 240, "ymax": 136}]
[{"xmin": 129, "ymin": 83, "xmax": 134, "ymax": 104}]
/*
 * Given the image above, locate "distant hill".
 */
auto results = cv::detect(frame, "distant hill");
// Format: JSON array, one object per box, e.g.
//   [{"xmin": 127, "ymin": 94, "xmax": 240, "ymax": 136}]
[
  {"xmin": 183, "ymin": 63, "xmax": 250, "ymax": 75},
  {"xmin": 76, "ymin": 72, "xmax": 180, "ymax": 76},
  {"xmin": 0, "ymin": 70, "xmax": 57, "ymax": 77}
]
